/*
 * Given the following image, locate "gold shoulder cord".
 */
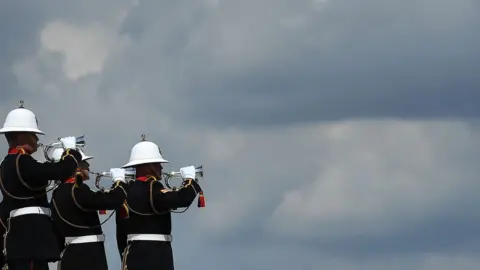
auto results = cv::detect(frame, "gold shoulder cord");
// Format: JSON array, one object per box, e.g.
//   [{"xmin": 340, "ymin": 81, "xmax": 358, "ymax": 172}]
[
  {"xmin": 169, "ymin": 179, "xmax": 196, "ymax": 214},
  {"xmin": 0, "ymin": 154, "xmax": 53, "ymax": 270},
  {"xmin": 60, "ymin": 149, "xmax": 79, "ymax": 167},
  {"xmin": 126, "ymin": 177, "xmax": 171, "ymax": 216},
  {"xmin": 119, "ymin": 178, "xmax": 195, "ymax": 270},
  {"xmin": 126, "ymin": 177, "xmax": 195, "ymax": 215},
  {"xmin": 15, "ymin": 150, "xmax": 50, "ymax": 192},
  {"xmin": 51, "ymin": 177, "xmax": 116, "ymax": 229},
  {"xmin": 53, "ymin": 150, "xmax": 115, "ymax": 229},
  {"xmin": 2, "ymin": 218, "xmax": 11, "ymax": 270},
  {"xmin": 118, "ymin": 179, "xmax": 163, "ymax": 270},
  {"xmin": 121, "ymin": 245, "xmax": 131, "ymax": 270},
  {"xmin": 0, "ymin": 154, "xmax": 55, "ymax": 200},
  {"xmin": 51, "ymin": 197, "xmax": 114, "ymax": 229}
]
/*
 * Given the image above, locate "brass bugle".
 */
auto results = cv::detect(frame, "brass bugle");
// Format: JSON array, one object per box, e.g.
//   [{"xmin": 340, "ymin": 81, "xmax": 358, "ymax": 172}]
[
  {"xmin": 162, "ymin": 165, "xmax": 203, "ymax": 190},
  {"xmin": 38, "ymin": 135, "xmax": 86, "ymax": 162},
  {"xmin": 92, "ymin": 168, "xmax": 136, "ymax": 181},
  {"xmin": 91, "ymin": 168, "xmax": 136, "ymax": 191},
  {"xmin": 49, "ymin": 135, "xmax": 86, "ymax": 147},
  {"xmin": 163, "ymin": 165, "xmax": 203, "ymax": 179},
  {"xmin": 38, "ymin": 135, "xmax": 85, "ymax": 148}
]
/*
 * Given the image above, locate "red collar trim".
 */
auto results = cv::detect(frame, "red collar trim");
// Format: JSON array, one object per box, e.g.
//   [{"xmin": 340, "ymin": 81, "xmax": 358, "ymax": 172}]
[
  {"xmin": 8, "ymin": 147, "xmax": 27, "ymax": 155},
  {"xmin": 65, "ymin": 177, "xmax": 75, "ymax": 183},
  {"xmin": 136, "ymin": 176, "xmax": 157, "ymax": 182}
]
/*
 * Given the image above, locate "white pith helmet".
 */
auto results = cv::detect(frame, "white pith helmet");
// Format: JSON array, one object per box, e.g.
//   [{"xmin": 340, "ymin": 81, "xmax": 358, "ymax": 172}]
[
  {"xmin": 0, "ymin": 101, "xmax": 44, "ymax": 134},
  {"xmin": 122, "ymin": 135, "xmax": 169, "ymax": 168},
  {"xmin": 51, "ymin": 147, "xmax": 94, "ymax": 163}
]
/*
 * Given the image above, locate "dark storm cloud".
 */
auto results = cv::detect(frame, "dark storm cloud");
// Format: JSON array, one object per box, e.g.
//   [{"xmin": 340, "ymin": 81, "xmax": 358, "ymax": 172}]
[
  {"xmin": 2, "ymin": 1, "xmax": 480, "ymax": 270},
  {"xmin": 2, "ymin": 1, "xmax": 480, "ymax": 127},
  {"xmin": 202, "ymin": 206, "xmax": 480, "ymax": 258},
  {"xmin": 295, "ymin": 215, "xmax": 480, "ymax": 257},
  {"xmin": 113, "ymin": 0, "xmax": 480, "ymax": 127}
]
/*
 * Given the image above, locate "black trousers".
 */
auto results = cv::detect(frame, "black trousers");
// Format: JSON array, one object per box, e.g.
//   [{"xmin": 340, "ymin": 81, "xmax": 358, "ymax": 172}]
[
  {"xmin": 58, "ymin": 242, "xmax": 108, "ymax": 270},
  {"xmin": 6, "ymin": 260, "xmax": 49, "ymax": 270},
  {"xmin": 123, "ymin": 241, "xmax": 174, "ymax": 270}
]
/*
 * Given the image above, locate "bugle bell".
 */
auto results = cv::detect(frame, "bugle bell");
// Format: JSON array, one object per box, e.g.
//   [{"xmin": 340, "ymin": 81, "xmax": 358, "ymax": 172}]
[
  {"xmin": 39, "ymin": 135, "xmax": 86, "ymax": 162},
  {"xmin": 163, "ymin": 165, "xmax": 203, "ymax": 190},
  {"xmin": 49, "ymin": 135, "xmax": 86, "ymax": 147},
  {"xmin": 91, "ymin": 168, "xmax": 136, "ymax": 192}
]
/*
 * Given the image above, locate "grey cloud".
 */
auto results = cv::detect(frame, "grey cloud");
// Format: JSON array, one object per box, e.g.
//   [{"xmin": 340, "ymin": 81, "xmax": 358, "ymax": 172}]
[
  {"xmin": 0, "ymin": 2, "xmax": 51, "ymax": 102},
  {"xmin": 2, "ymin": 99, "xmax": 480, "ymax": 269},
  {"xmin": 1, "ymin": 2, "xmax": 480, "ymax": 270},
  {"xmin": 0, "ymin": 0, "xmax": 134, "ymax": 105},
  {"xmin": 2, "ymin": 1, "xmax": 480, "ymax": 127},
  {"xmin": 102, "ymin": 0, "xmax": 480, "ymax": 127},
  {"xmin": 199, "ymin": 206, "xmax": 480, "ymax": 258},
  {"xmin": 169, "ymin": 242, "xmax": 480, "ymax": 270},
  {"xmin": 291, "ymin": 216, "xmax": 480, "ymax": 257}
]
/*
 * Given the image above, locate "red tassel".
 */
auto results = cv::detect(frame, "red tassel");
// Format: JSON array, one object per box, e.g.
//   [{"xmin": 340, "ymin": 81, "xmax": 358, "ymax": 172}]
[
  {"xmin": 98, "ymin": 210, "xmax": 107, "ymax": 215},
  {"xmin": 198, "ymin": 191, "xmax": 205, "ymax": 208}
]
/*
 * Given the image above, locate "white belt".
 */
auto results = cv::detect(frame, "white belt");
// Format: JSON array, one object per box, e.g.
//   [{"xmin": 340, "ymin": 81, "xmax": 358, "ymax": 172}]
[
  {"xmin": 10, "ymin": 206, "xmax": 50, "ymax": 218},
  {"xmin": 65, "ymin": 234, "xmax": 105, "ymax": 245},
  {"xmin": 127, "ymin": 234, "xmax": 172, "ymax": 242}
]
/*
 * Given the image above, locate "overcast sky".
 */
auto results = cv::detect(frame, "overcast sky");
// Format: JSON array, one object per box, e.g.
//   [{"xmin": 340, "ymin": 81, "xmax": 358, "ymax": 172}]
[{"xmin": 1, "ymin": 0, "xmax": 480, "ymax": 269}]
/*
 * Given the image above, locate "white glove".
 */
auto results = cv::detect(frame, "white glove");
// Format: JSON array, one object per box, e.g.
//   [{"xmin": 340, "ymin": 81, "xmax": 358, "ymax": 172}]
[
  {"xmin": 60, "ymin": 136, "xmax": 76, "ymax": 149},
  {"xmin": 180, "ymin": 165, "xmax": 196, "ymax": 180},
  {"xmin": 110, "ymin": 168, "xmax": 126, "ymax": 183}
]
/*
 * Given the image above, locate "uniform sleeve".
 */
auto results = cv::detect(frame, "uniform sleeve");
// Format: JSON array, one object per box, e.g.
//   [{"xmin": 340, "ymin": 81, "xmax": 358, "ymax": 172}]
[
  {"xmin": 72, "ymin": 182, "xmax": 127, "ymax": 211},
  {"xmin": 151, "ymin": 180, "xmax": 202, "ymax": 211},
  {"xmin": 16, "ymin": 151, "xmax": 81, "ymax": 187}
]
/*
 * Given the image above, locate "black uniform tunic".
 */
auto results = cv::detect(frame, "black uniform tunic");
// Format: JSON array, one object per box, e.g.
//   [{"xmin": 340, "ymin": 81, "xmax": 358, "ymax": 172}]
[
  {"xmin": 117, "ymin": 177, "xmax": 202, "ymax": 270},
  {"xmin": 0, "ymin": 148, "xmax": 81, "ymax": 266},
  {"xmin": 51, "ymin": 179, "xmax": 127, "ymax": 270}
]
